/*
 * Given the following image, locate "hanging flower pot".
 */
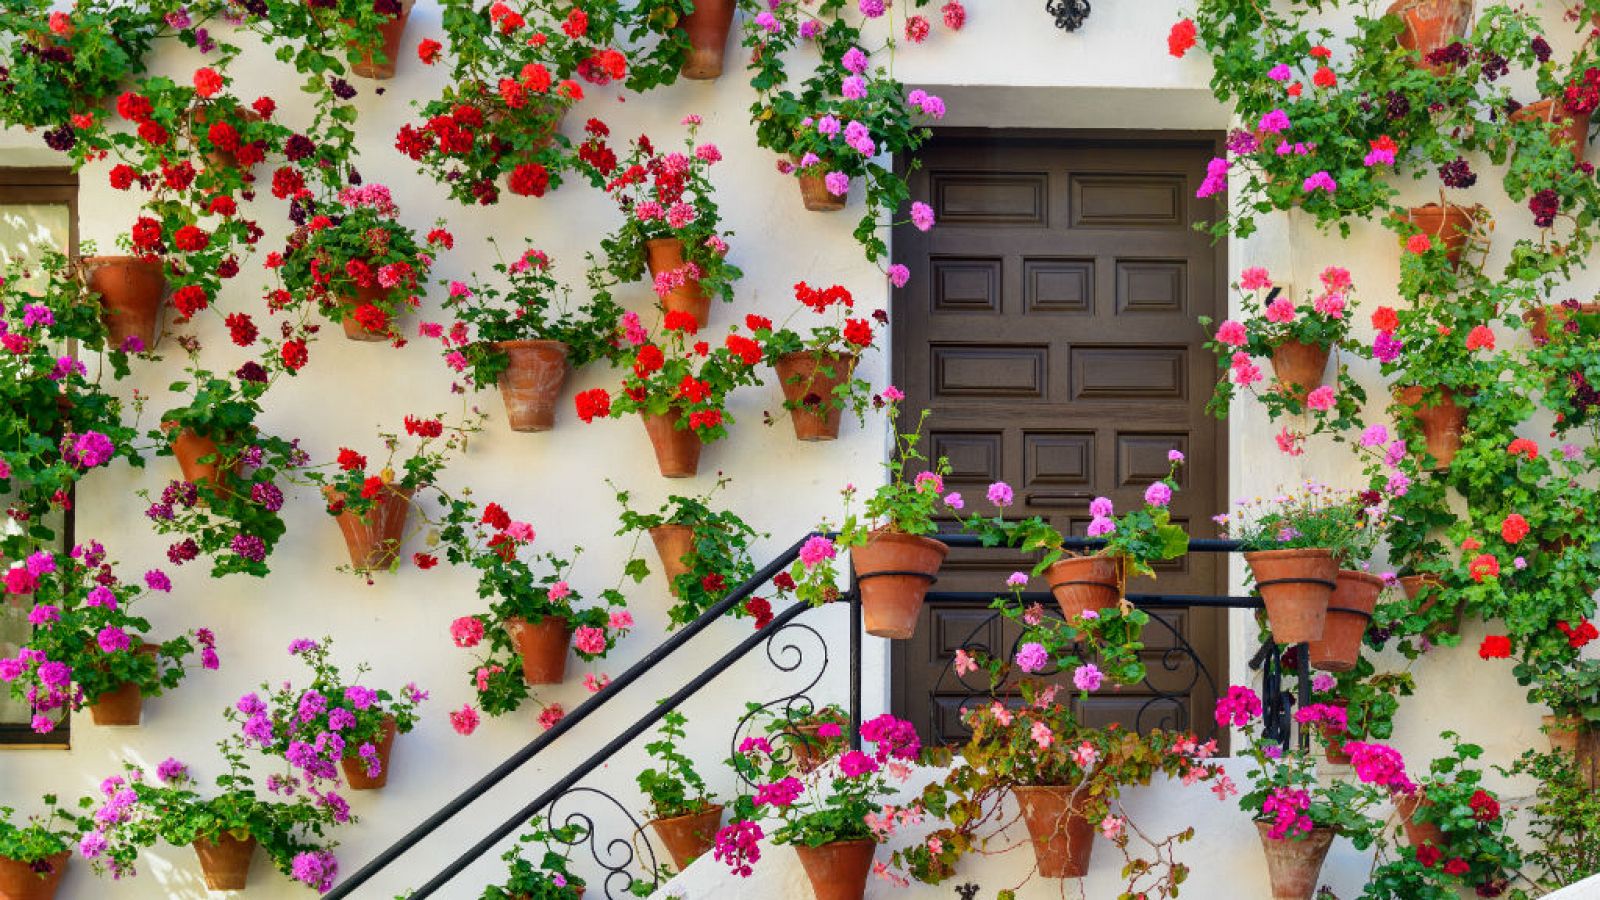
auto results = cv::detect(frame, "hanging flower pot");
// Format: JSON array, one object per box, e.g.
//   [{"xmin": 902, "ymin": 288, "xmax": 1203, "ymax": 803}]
[
  {"xmin": 789, "ymin": 719, "xmax": 844, "ymax": 773},
  {"xmin": 1511, "ymin": 98, "xmax": 1593, "ymax": 165},
  {"xmin": 1269, "ymin": 340, "xmax": 1330, "ymax": 403},
  {"xmin": 679, "ymin": 0, "xmax": 736, "ymax": 79},
  {"xmin": 0, "ymin": 851, "xmax": 69, "ymax": 900},
  {"xmin": 1395, "ymin": 386, "xmax": 1468, "ymax": 469},
  {"xmin": 341, "ymin": 716, "xmax": 398, "ymax": 789},
  {"xmin": 1544, "ymin": 714, "xmax": 1584, "ymax": 755},
  {"xmin": 772, "ymin": 351, "xmax": 858, "ymax": 441},
  {"xmin": 649, "ymin": 524, "xmax": 695, "ymax": 596},
  {"xmin": 640, "ymin": 410, "xmax": 702, "ymax": 479},
  {"xmin": 1400, "ymin": 573, "xmax": 1462, "ymax": 636},
  {"xmin": 192, "ymin": 833, "xmax": 258, "ymax": 891},
  {"xmin": 1388, "ymin": 0, "xmax": 1473, "ymax": 73},
  {"xmin": 1309, "ymin": 570, "xmax": 1383, "ymax": 672},
  {"xmin": 650, "ymin": 804, "xmax": 724, "ymax": 871},
  {"xmin": 795, "ymin": 163, "xmax": 847, "ymax": 213},
  {"xmin": 1044, "ymin": 555, "xmax": 1123, "ymax": 621},
  {"xmin": 1014, "ymin": 785, "xmax": 1096, "ymax": 878},
  {"xmin": 86, "ymin": 641, "xmax": 159, "ymax": 726},
  {"xmin": 1245, "ymin": 549, "xmax": 1337, "ymax": 644},
  {"xmin": 325, "ymin": 485, "xmax": 415, "ymax": 571},
  {"xmin": 339, "ymin": 283, "xmax": 395, "ymax": 341},
  {"xmin": 190, "ymin": 107, "xmax": 262, "ymax": 171},
  {"xmin": 82, "ymin": 255, "xmax": 165, "ymax": 351},
  {"xmin": 506, "ymin": 615, "xmax": 571, "ymax": 685},
  {"xmin": 495, "ymin": 340, "xmax": 571, "ymax": 433},
  {"xmin": 851, "ymin": 530, "xmax": 949, "ymax": 639},
  {"xmin": 347, "ymin": 0, "xmax": 416, "ymax": 80},
  {"xmin": 644, "ymin": 238, "xmax": 711, "ymax": 328},
  {"xmin": 1394, "ymin": 794, "xmax": 1444, "ymax": 850},
  {"xmin": 1256, "ymin": 822, "xmax": 1334, "ymax": 900},
  {"xmin": 162, "ymin": 423, "xmax": 241, "ymax": 501},
  {"xmin": 1525, "ymin": 302, "xmax": 1600, "ymax": 343},
  {"xmin": 794, "ymin": 839, "xmax": 875, "ymax": 900},
  {"xmin": 1402, "ymin": 202, "xmax": 1481, "ymax": 268}
]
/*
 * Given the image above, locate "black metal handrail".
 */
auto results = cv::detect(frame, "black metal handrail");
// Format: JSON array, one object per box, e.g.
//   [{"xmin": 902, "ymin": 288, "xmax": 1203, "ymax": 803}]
[{"xmin": 331, "ymin": 531, "xmax": 1306, "ymax": 898}]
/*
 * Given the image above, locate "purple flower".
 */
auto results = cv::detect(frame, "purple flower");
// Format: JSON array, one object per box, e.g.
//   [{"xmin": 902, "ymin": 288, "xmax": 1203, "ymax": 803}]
[
  {"xmin": 1267, "ymin": 63, "xmax": 1292, "ymax": 82},
  {"xmin": 842, "ymin": 75, "xmax": 867, "ymax": 99},
  {"xmin": 859, "ymin": 0, "xmax": 885, "ymax": 17},
  {"xmin": 327, "ymin": 708, "xmax": 356, "ymax": 731},
  {"xmin": 1360, "ymin": 425, "xmax": 1390, "ymax": 447},
  {"xmin": 1373, "ymin": 331, "xmax": 1402, "ymax": 363},
  {"xmin": 888, "ymin": 264, "xmax": 911, "ymax": 288},
  {"xmin": 85, "ymin": 586, "xmax": 117, "ymax": 609},
  {"xmin": 231, "ymin": 533, "xmax": 267, "ymax": 562},
  {"xmin": 754, "ymin": 10, "xmax": 778, "ymax": 31},
  {"xmin": 1087, "ymin": 517, "xmax": 1117, "ymax": 537},
  {"xmin": 816, "ymin": 115, "xmax": 840, "ymax": 138},
  {"xmin": 236, "ymin": 692, "xmax": 265, "ymax": 715},
  {"xmin": 1014, "ymin": 642, "xmax": 1048, "ymax": 673},
  {"xmin": 1089, "ymin": 497, "xmax": 1114, "ymax": 518},
  {"xmin": 27, "ymin": 605, "xmax": 59, "ymax": 626},
  {"xmin": 144, "ymin": 570, "xmax": 171, "ymax": 592},
  {"xmin": 243, "ymin": 713, "xmax": 274, "ymax": 746},
  {"xmin": 290, "ymin": 850, "xmax": 339, "ymax": 892},
  {"xmin": 1196, "ymin": 156, "xmax": 1228, "ymax": 199},
  {"xmin": 344, "ymin": 685, "xmax": 377, "ymax": 710},
  {"xmin": 754, "ymin": 776, "xmax": 803, "ymax": 807},
  {"xmin": 824, "ymin": 171, "xmax": 850, "ymax": 197},
  {"xmin": 799, "ymin": 19, "xmax": 819, "ymax": 38},
  {"xmin": 156, "ymin": 758, "xmax": 188, "ymax": 783},
  {"xmin": 201, "ymin": 647, "xmax": 219, "ymax": 670},
  {"xmin": 60, "ymin": 431, "xmax": 114, "ymax": 469},
  {"xmin": 843, "ymin": 120, "xmax": 875, "ymax": 156},
  {"xmin": 1257, "ymin": 109, "xmax": 1290, "ymax": 134},
  {"xmin": 839, "ymin": 749, "xmax": 879, "ymax": 777},
  {"xmin": 1006, "ymin": 572, "xmax": 1028, "ymax": 587},
  {"xmin": 21, "ymin": 304, "xmax": 54, "ymax": 329},
  {"xmin": 986, "ymin": 482, "xmax": 1014, "ymax": 508},
  {"xmin": 943, "ymin": 492, "xmax": 964, "ymax": 510},
  {"xmin": 1302, "ymin": 171, "xmax": 1338, "ymax": 193},
  {"xmin": 1168, "ymin": 450, "xmax": 1185, "ymax": 463},
  {"xmin": 1144, "ymin": 482, "xmax": 1173, "ymax": 507},
  {"xmin": 910, "ymin": 201, "xmax": 935, "ymax": 231},
  {"xmin": 1073, "ymin": 663, "xmax": 1104, "ymax": 692},
  {"xmin": 288, "ymin": 638, "xmax": 319, "ymax": 656},
  {"xmin": 37, "ymin": 661, "xmax": 70, "ymax": 687},
  {"xmin": 25, "ymin": 550, "xmax": 55, "ymax": 576},
  {"xmin": 79, "ymin": 830, "xmax": 108, "ymax": 859},
  {"xmin": 251, "ymin": 482, "xmax": 284, "ymax": 511}
]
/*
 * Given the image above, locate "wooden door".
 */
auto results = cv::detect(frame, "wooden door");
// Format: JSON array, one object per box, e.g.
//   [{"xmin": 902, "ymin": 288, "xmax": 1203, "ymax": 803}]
[{"xmin": 889, "ymin": 134, "xmax": 1228, "ymax": 746}]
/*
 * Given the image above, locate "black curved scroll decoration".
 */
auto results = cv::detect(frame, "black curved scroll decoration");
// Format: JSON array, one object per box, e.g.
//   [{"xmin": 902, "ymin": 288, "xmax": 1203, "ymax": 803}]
[
  {"xmin": 545, "ymin": 786, "xmax": 660, "ymax": 900},
  {"xmin": 1132, "ymin": 612, "xmax": 1220, "ymax": 734},
  {"xmin": 728, "ymin": 619, "xmax": 831, "ymax": 786},
  {"xmin": 1045, "ymin": 0, "xmax": 1091, "ymax": 32}
]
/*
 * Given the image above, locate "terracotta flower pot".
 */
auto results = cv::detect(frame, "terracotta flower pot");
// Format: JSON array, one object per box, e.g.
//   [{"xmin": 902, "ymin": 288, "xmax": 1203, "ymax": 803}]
[
  {"xmin": 193, "ymin": 833, "xmax": 258, "ymax": 891},
  {"xmin": 348, "ymin": 0, "xmax": 415, "ymax": 79},
  {"xmin": 679, "ymin": 0, "xmax": 736, "ymax": 79},
  {"xmin": 163, "ymin": 423, "xmax": 240, "ymax": 500},
  {"xmin": 1269, "ymin": 340, "xmax": 1330, "ymax": 403},
  {"xmin": 649, "ymin": 524, "xmax": 695, "ymax": 596},
  {"xmin": 339, "ymin": 283, "xmax": 395, "ymax": 341},
  {"xmin": 1400, "ymin": 573, "xmax": 1462, "ymax": 636},
  {"xmin": 1403, "ymin": 203, "xmax": 1480, "ymax": 268},
  {"xmin": 1256, "ymin": 821, "xmax": 1334, "ymax": 900},
  {"xmin": 1525, "ymin": 302, "xmax": 1600, "ymax": 343},
  {"xmin": 83, "ymin": 255, "xmax": 165, "ymax": 350},
  {"xmin": 1309, "ymin": 570, "xmax": 1383, "ymax": 672},
  {"xmin": 1512, "ymin": 98, "xmax": 1593, "ymax": 165},
  {"xmin": 773, "ymin": 351, "xmax": 857, "ymax": 441},
  {"xmin": 650, "ymin": 804, "xmax": 724, "ymax": 871},
  {"xmin": 1395, "ymin": 793, "xmax": 1444, "ymax": 850},
  {"xmin": 1014, "ymin": 785, "xmax": 1096, "ymax": 878},
  {"xmin": 1044, "ymin": 555, "xmax": 1123, "ymax": 621},
  {"xmin": 851, "ymin": 531, "xmax": 949, "ymax": 639},
  {"xmin": 1388, "ymin": 0, "xmax": 1473, "ymax": 73},
  {"xmin": 789, "ymin": 720, "xmax": 843, "ymax": 773},
  {"xmin": 1545, "ymin": 714, "xmax": 1584, "ymax": 754},
  {"xmin": 641, "ymin": 410, "xmax": 702, "ymax": 479},
  {"xmin": 341, "ymin": 716, "xmax": 398, "ymax": 789},
  {"xmin": 1324, "ymin": 735, "xmax": 1352, "ymax": 765},
  {"xmin": 1544, "ymin": 716, "xmax": 1600, "ymax": 786},
  {"xmin": 326, "ymin": 485, "xmax": 414, "ymax": 571},
  {"xmin": 796, "ymin": 167, "xmax": 846, "ymax": 212},
  {"xmin": 86, "ymin": 642, "xmax": 159, "ymax": 726},
  {"xmin": 190, "ymin": 107, "xmax": 262, "ymax": 171},
  {"xmin": 644, "ymin": 237, "xmax": 712, "ymax": 328},
  {"xmin": 0, "ymin": 851, "xmax": 69, "ymax": 900},
  {"xmin": 506, "ymin": 615, "xmax": 571, "ymax": 685},
  {"xmin": 495, "ymin": 340, "xmax": 571, "ymax": 432},
  {"xmin": 1246, "ymin": 548, "xmax": 1337, "ymax": 644},
  {"xmin": 794, "ymin": 839, "xmax": 875, "ymax": 900},
  {"xmin": 1395, "ymin": 386, "xmax": 1468, "ymax": 469}
]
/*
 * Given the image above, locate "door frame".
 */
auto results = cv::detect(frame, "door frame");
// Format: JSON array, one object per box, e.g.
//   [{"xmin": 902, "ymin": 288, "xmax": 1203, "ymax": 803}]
[{"xmin": 886, "ymin": 128, "xmax": 1232, "ymax": 743}]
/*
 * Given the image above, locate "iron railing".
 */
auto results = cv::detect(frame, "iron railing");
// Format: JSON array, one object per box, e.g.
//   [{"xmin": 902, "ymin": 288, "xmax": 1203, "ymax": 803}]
[{"xmin": 328, "ymin": 533, "xmax": 1307, "ymax": 899}]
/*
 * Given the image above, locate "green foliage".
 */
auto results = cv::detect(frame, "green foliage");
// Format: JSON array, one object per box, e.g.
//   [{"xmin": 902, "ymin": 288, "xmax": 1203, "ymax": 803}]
[
  {"xmin": 0, "ymin": 795, "xmax": 91, "ymax": 865},
  {"xmin": 1504, "ymin": 749, "xmax": 1600, "ymax": 896},
  {"xmin": 479, "ymin": 818, "xmax": 587, "ymax": 900},
  {"xmin": 637, "ymin": 710, "xmax": 716, "ymax": 822},
  {"xmin": 0, "ymin": 1, "xmax": 154, "ymax": 130},
  {"xmin": 1221, "ymin": 484, "xmax": 1382, "ymax": 564},
  {"xmin": 302, "ymin": 410, "xmax": 479, "ymax": 527},
  {"xmin": 613, "ymin": 477, "xmax": 765, "ymax": 628}
]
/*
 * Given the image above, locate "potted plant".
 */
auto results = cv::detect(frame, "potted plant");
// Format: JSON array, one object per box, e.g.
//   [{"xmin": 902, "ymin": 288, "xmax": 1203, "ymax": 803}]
[
  {"xmin": 143, "ymin": 366, "xmax": 305, "ymax": 578},
  {"xmin": 272, "ymin": 184, "xmax": 446, "ymax": 342},
  {"xmin": 721, "ymin": 714, "xmax": 925, "ymax": 899},
  {"xmin": 1400, "ymin": 200, "xmax": 1488, "ymax": 269},
  {"xmin": 0, "ymin": 543, "xmax": 215, "ymax": 730},
  {"xmin": 1224, "ymin": 684, "xmax": 1393, "ymax": 899},
  {"xmin": 436, "ymin": 243, "xmax": 622, "ymax": 432},
  {"xmin": 435, "ymin": 495, "xmax": 630, "ymax": 724},
  {"xmin": 591, "ymin": 116, "xmax": 741, "ymax": 326},
  {"xmin": 303, "ymin": 412, "xmax": 477, "ymax": 574},
  {"xmin": 228, "ymin": 636, "xmax": 427, "ymax": 792},
  {"xmin": 638, "ymin": 710, "xmax": 723, "ymax": 871},
  {"xmin": 0, "ymin": 1, "xmax": 153, "ymax": 132},
  {"xmin": 1218, "ymin": 485, "xmax": 1373, "ymax": 645},
  {"xmin": 677, "ymin": 0, "xmax": 737, "ymax": 79},
  {"xmin": 790, "ymin": 401, "xmax": 950, "ymax": 639},
  {"xmin": 746, "ymin": 281, "xmax": 883, "ymax": 442},
  {"xmin": 1304, "ymin": 501, "xmax": 1389, "ymax": 672},
  {"xmin": 1387, "ymin": 0, "xmax": 1474, "ymax": 73},
  {"xmin": 1528, "ymin": 659, "xmax": 1600, "ymax": 779},
  {"xmin": 479, "ymin": 818, "xmax": 588, "ymax": 899},
  {"xmin": 79, "ymin": 253, "xmax": 167, "ymax": 352},
  {"xmin": 572, "ymin": 310, "xmax": 763, "ymax": 478},
  {"xmin": 613, "ymin": 478, "xmax": 766, "ymax": 628},
  {"xmin": 81, "ymin": 748, "xmax": 345, "ymax": 891},
  {"xmin": 1501, "ymin": 747, "xmax": 1600, "ymax": 895},
  {"xmin": 764, "ymin": 704, "xmax": 848, "ymax": 774},
  {"xmin": 0, "ymin": 796, "xmax": 89, "ymax": 900},
  {"xmin": 1202, "ymin": 267, "xmax": 1359, "ymax": 413},
  {"xmin": 1304, "ymin": 663, "xmax": 1415, "ymax": 765}
]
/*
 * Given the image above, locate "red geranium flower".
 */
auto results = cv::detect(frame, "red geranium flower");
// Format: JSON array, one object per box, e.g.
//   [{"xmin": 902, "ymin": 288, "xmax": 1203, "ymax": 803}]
[
  {"xmin": 1167, "ymin": 18, "xmax": 1196, "ymax": 57},
  {"xmin": 171, "ymin": 285, "xmax": 209, "ymax": 319},
  {"xmin": 1416, "ymin": 843, "xmax": 1441, "ymax": 868},
  {"xmin": 1500, "ymin": 513, "xmax": 1528, "ymax": 544},
  {"xmin": 173, "ymin": 225, "xmax": 209, "ymax": 253},
  {"xmin": 417, "ymin": 38, "xmax": 442, "ymax": 64},
  {"xmin": 1478, "ymin": 635, "xmax": 1511, "ymax": 659},
  {"xmin": 508, "ymin": 162, "xmax": 550, "ymax": 197},
  {"xmin": 413, "ymin": 553, "xmax": 439, "ymax": 569},
  {"xmin": 1468, "ymin": 553, "xmax": 1500, "ymax": 583},
  {"xmin": 1444, "ymin": 858, "xmax": 1470, "ymax": 876},
  {"xmin": 225, "ymin": 313, "xmax": 257, "ymax": 347},
  {"xmin": 1468, "ymin": 789, "xmax": 1500, "ymax": 823},
  {"xmin": 1465, "ymin": 324, "xmax": 1496, "ymax": 351},
  {"xmin": 481, "ymin": 502, "xmax": 512, "ymax": 531},
  {"xmin": 1507, "ymin": 438, "xmax": 1539, "ymax": 460},
  {"xmin": 281, "ymin": 339, "xmax": 308, "ymax": 371},
  {"xmin": 744, "ymin": 596, "xmax": 774, "ymax": 629},
  {"xmin": 574, "ymin": 388, "xmax": 611, "ymax": 423},
  {"xmin": 843, "ymin": 318, "xmax": 874, "ymax": 346},
  {"xmin": 359, "ymin": 475, "xmax": 385, "ymax": 499},
  {"xmin": 1312, "ymin": 66, "xmax": 1337, "ymax": 88},
  {"xmin": 663, "ymin": 310, "xmax": 698, "ymax": 334},
  {"xmin": 193, "ymin": 67, "xmax": 223, "ymax": 98},
  {"xmin": 404, "ymin": 415, "xmax": 443, "ymax": 438},
  {"xmin": 1371, "ymin": 306, "xmax": 1399, "ymax": 332},
  {"xmin": 336, "ymin": 448, "xmax": 367, "ymax": 471}
]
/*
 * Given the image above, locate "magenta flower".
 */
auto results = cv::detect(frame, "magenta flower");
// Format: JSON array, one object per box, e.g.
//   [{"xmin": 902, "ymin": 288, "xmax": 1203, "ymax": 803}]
[
  {"xmin": 910, "ymin": 201, "xmax": 935, "ymax": 231},
  {"xmin": 824, "ymin": 171, "xmax": 850, "ymax": 196},
  {"xmin": 986, "ymin": 482, "xmax": 1014, "ymax": 507},
  {"xmin": 1014, "ymin": 642, "xmax": 1048, "ymax": 673},
  {"xmin": 799, "ymin": 535, "xmax": 837, "ymax": 568},
  {"xmin": 1302, "ymin": 171, "xmax": 1338, "ymax": 193},
  {"xmin": 888, "ymin": 264, "xmax": 910, "ymax": 288},
  {"xmin": 1214, "ymin": 685, "xmax": 1262, "ymax": 728},
  {"xmin": 450, "ymin": 616, "xmax": 484, "ymax": 648},
  {"xmin": 1306, "ymin": 386, "xmax": 1335, "ymax": 411},
  {"xmin": 1072, "ymin": 663, "xmax": 1103, "ymax": 692},
  {"xmin": 754, "ymin": 776, "xmax": 803, "ymax": 808},
  {"xmin": 839, "ymin": 749, "xmax": 879, "ymax": 777},
  {"xmin": 96, "ymin": 626, "xmax": 131, "ymax": 654},
  {"xmin": 1144, "ymin": 482, "xmax": 1173, "ymax": 507}
]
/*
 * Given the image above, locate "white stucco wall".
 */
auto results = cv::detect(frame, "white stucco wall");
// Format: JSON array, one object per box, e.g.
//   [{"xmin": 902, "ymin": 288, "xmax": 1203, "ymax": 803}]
[{"xmin": 0, "ymin": 2, "xmax": 1585, "ymax": 898}]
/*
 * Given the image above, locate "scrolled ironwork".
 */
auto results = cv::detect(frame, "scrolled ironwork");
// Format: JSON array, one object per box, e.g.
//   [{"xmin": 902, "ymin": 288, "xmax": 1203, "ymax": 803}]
[
  {"xmin": 545, "ymin": 786, "xmax": 660, "ymax": 900},
  {"xmin": 729, "ymin": 618, "xmax": 832, "ymax": 786},
  {"xmin": 1045, "ymin": 0, "xmax": 1091, "ymax": 32}
]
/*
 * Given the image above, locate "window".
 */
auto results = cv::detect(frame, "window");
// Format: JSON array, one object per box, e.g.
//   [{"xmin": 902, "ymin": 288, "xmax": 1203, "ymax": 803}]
[{"xmin": 0, "ymin": 167, "xmax": 77, "ymax": 747}]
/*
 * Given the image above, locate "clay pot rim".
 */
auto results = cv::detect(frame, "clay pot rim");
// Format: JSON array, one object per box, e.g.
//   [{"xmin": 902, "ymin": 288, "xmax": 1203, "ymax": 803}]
[
  {"xmin": 649, "ymin": 802, "xmax": 724, "ymax": 828},
  {"xmin": 1244, "ymin": 547, "xmax": 1336, "ymax": 561},
  {"xmin": 493, "ymin": 338, "xmax": 571, "ymax": 352},
  {"xmin": 1335, "ymin": 569, "xmax": 1388, "ymax": 587}
]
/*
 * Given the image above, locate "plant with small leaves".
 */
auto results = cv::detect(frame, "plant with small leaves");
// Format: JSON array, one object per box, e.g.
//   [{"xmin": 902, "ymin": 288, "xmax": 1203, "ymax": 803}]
[{"xmin": 638, "ymin": 710, "xmax": 717, "ymax": 822}]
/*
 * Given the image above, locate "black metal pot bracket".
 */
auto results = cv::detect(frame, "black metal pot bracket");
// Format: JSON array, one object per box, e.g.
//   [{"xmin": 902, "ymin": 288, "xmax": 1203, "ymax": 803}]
[{"xmin": 1046, "ymin": 0, "xmax": 1091, "ymax": 31}]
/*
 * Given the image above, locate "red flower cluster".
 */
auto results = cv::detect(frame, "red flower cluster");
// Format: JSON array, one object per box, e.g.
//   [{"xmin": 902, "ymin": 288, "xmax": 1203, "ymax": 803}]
[
  {"xmin": 1468, "ymin": 553, "xmax": 1500, "ymax": 583},
  {"xmin": 1507, "ymin": 438, "xmax": 1539, "ymax": 460},
  {"xmin": 225, "ymin": 313, "xmax": 257, "ymax": 346},
  {"xmin": 687, "ymin": 409, "xmax": 722, "ymax": 431},
  {"xmin": 508, "ymin": 163, "xmax": 550, "ymax": 197},
  {"xmin": 417, "ymin": 38, "xmax": 442, "ymax": 64},
  {"xmin": 173, "ymin": 225, "xmax": 210, "ymax": 253},
  {"xmin": 280, "ymin": 339, "xmax": 308, "ymax": 371},
  {"xmin": 1468, "ymin": 788, "xmax": 1500, "ymax": 823},
  {"xmin": 724, "ymin": 334, "xmax": 762, "ymax": 366},
  {"xmin": 843, "ymin": 318, "xmax": 874, "ymax": 346},
  {"xmin": 337, "ymin": 448, "xmax": 367, "ymax": 471},
  {"xmin": 1168, "ymin": 18, "xmax": 1196, "ymax": 57},
  {"xmin": 481, "ymin": 502, "xmax": 512, "ymax": 530},
  {"xmin": 1500, "ymin": 513, "xmax": 1528, "ymax": 544},
  {"xmin": 1557, "ymin": 618, "xmax": 1598, "ymax": 649},
  {"xmin": 744, "ymin": 596, "xmax": 774, "ymax": 629},
  {"xmin": 131, "ymin": 216, "xmax": 163, "ymax": 252},
  {"xmin": 574, "ymin": 388, "xmax": 611, "ymax": 423},
  {"xmin": 171, "ymin": 285, "xmax": 209, "ymax": 319},
  {"xmin": 794, "ymin": 281, "xmax": 853, "ymax": 312},
  {"xmin": 1465, "ymin": 324, "xmax": 1496, "ymax": 351},
  {"xmin": 1478, "ymin": 635, "xmax": 1511, "ymax": 659},
  {"xmin": 193, "ymin": 67, "xmax": 223, "ymax": 98},
  {"xmin": 404, "ymin": 415, "xmax": 444, "ymax": 438},
  {"xmin": 663, "ymin": 310, "xmax": 698, "ymax": 334}
]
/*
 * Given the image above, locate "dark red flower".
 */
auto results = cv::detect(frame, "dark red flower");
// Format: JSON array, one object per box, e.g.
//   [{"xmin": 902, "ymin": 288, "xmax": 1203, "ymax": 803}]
[
  {"xmin": 1416, "ymin": 843, "xmax": 1441, "ymax": 868},
  {"xmin": 413, "ymin": 552, "xmax": 439, "ymax": 569},
  {"xmin": 701, "ymin": 573, "xmax": 726, "ymax": 594},
  {"xmin": 1444, "ymin": 858, "xmax": 1470, "ymax": 876},
  {"xmin": 280, "ymin": 339, "xmax": 308, "ymax": 372},
  {"xmin": 508, "ymin": 162, "xmax": 550, "ymax": 197},
  {"xmin": 336, "ymin": 448, "xmax": 367, "ymax": 471},
  {"xmin": 173, "ymin": 225, "xmax": 209, "ymax": 252},
  {"xmin": 1469, "ymin": 789, "xmax": 1500, "ymax": 823},
  {"xmin": 481, "ymin": 502, "xmax": 512, "ymax": 531},
  {"xmin": 745, "ymin": 595, "xmax": 774, "ymax": 629},
  {"xmin": 773, "ymin": 572, "xmax": 797, "ymax": 592},
  {"xmin": 225, "ymin": 313, "xmax": 257, "ymax": 347}
]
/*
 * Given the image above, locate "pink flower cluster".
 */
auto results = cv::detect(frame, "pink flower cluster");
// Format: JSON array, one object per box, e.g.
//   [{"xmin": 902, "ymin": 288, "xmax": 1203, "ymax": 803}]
[
  {"xmin": 1344, "ymin": 741, "xmax": 1416, "ymax": 794},
  {"xmin": 1214, "ymin": 685, "xmax": 1263, "ymax": 728},
  {"xmin": 1261, "ymin": 785, "xmax": 1312, "ymax": 840}
]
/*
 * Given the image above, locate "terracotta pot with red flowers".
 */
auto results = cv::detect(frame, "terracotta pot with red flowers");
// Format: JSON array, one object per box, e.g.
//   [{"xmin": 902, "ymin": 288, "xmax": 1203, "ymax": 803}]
[
  {"xmin": 749, "ymin": 281, "xmax": 882, "ymax": 442},
  {"xmin": 1309, "ymin": 570, "xmax": 1384, "ymax": 672},
  {"xmin": 1511, "ymin": 97, "xmax": 1593, "ymax": 165},
  {"xmin": 347, "ymin": 0, "xmax": 416, "ymax": 80},
  {"xmin": 679, "ymin": 0, "xmax": 737, "ymax": 79},
  {"xmin": 1388, "ymin": 0, "xmax": 1473, "ymax": 72},
  {"xmin": 1402, "ymin": 202, "xmax": 1483, "ymax": 268},
  {"xmin": 82, "ymin": 255, "xmax": 165, "ymax": 351},
  {"xmin": 1396, "ymin": 385, "xmax": 1469, "ymax": 469},
  {"xmin": 573, "ymin": 313, "xmax": 761, "ymax": 480},
  {"xmin": 592, "ymin": 120, "xmax": 740, "ymax": 327}
]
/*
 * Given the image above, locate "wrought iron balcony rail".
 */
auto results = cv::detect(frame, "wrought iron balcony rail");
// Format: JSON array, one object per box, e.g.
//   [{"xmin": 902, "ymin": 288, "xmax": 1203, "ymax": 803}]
[{"xmin": 327, "ymin": 533, "xmax": 1308, "ymax": 899}]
